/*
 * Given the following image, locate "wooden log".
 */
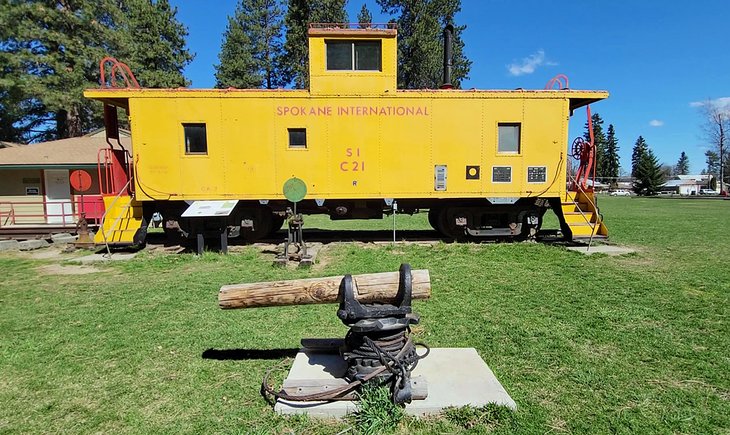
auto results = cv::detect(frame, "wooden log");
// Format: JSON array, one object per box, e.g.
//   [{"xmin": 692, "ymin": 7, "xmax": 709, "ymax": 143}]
[
  {"xmin": 218, "ymin": 269, "xmax": 430, "ymax": 309},
  {"xmin": 281, "ymin": 376, "xmax": 428, "ymax": 401}
]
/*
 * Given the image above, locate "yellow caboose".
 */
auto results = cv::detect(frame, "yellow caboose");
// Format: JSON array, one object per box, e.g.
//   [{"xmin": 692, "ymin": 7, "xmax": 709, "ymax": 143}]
[{"xmin": 85, "ymin": 24, "xmax": 608, "ymax": 246}]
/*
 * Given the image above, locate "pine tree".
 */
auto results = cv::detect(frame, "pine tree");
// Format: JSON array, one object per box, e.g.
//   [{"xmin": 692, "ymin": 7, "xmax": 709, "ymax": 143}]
[
  {"xmin": 631, "ymin": 136, "xmax": 648, "ymax": 178},
  {"xmin": 674, "ymin": 151, "xmax": 690, "ymax": 175},
  {"xmin": 583, "ymin": 113, "xmax": 607, "ymax": 179},
  {"xmin": 0, "ymin": 88, "xmax": 24, "ymax": 142},
  {"xmin": 282, "ymin": 0, "xmax": 347, "ymax": 88},
  {"xmin": 604, "ymin": 123, "xmax": 620, "ymax": 182},
  {"xmin": 358, "ymin": 4, "xmax": 373, "ymax": 28},
  {"xmin": 216, "ymin": 0, "xmax": 285, "ymax": 89},
  {"xmin": 0, "ymin": 0, "xmax": 192, "ymax": 141},
  {"xmin": 633, "ymin": 148, "xmax": 665, "ymax": 195},
  {"xmin": 0, "ymin": 1, "xmax": 123, "ymax": 139},
  {"xmin": 121, "ymin": 0, "xmax": 193, "ymax": 88},
  {"xmin": 377, "ymin": 0, "xmax": 471, "ymax": 89},
  {"xmin": 705, "ymin": 150, "xmax": 720, "ymax": 177}
]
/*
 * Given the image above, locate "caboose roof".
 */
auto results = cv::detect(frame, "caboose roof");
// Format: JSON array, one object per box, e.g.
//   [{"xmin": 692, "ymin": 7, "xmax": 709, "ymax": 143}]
[
  {"xmin": 84, "ymin": 88, "xmax": 608, "ymax": 112},
  {"xmin": 307, "ymin": 23, "xmax": 397, "ymax": 38}
]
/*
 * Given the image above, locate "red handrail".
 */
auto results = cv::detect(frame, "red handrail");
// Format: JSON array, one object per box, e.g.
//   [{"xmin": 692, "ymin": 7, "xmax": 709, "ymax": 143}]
[
  {"xmin": 0, "ymin": 198, "xmax": 104, "ymax": 227},
  {"xmin": 99, "ymin": 57, "xmax": 140, "ymax": 89},
  {"xmin": 97, "ymin": 148, "xmax": 133, "ymax": 196}
]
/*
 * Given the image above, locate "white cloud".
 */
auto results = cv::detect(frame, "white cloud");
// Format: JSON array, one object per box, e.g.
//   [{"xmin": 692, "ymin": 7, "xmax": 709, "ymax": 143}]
[
  {"xmin": 507, "ymin": 50, "xmax": 553, "ymax": 76},
  {"xmin": 649, "ymin": 119, "xmax": 664, "ymax": 127},
  {"xmin": 689, "ymin": 97, "xmax": 730, "ymax": 108},
  {"xmin": 690, "ymin": 97, "xmax": 730, "ymax": 117}
]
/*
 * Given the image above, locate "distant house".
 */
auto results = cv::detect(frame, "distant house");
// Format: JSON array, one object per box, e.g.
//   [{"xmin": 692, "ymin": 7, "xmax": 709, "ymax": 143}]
[
  {"xmin": 661, "ymin": 174, "xmax": 715, "ymax": 195},
  {"xmin": 0, "ymin": 129, "xmax": 130, "ymax": 227}
]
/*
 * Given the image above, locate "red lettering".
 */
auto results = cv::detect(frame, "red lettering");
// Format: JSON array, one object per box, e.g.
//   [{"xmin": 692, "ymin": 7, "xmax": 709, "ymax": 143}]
[
  {"xmin": 346, "ymin": 148, "xmax": 352, "ymax": 157},
  {"xmin": 340, "ymin": 161, "xmax": 348, "ymax": 171},
  {"xmin": 356, "ymin": 148, "xmax": 360, "ymax": 157},
  {"xmin": 277, "ymin": 106, "xmax": 284, "ymax": 115},
  {"xmin": 352, "ymin": 162, "xmax": 359, "ymax": 171}
]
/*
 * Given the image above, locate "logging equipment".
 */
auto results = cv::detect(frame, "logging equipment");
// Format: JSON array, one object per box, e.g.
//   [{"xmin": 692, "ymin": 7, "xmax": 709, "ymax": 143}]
[{"xmin": 220, "ymin": 264, "xmax": 430, "ymax": 404}]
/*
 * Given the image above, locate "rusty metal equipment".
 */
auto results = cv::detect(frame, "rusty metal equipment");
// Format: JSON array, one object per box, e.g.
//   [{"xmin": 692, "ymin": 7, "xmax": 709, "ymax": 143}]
[
  {"xmin": 74, "ymin": 213, "xmax": 94, "ymax": 248},
  {"xmin": 257, "ymin": 264, "xmax": 429, "ymax": 404},
  {"xmin": 275, "ymin": 178, "xmax": 312, "ymax": 266},
  {"xmin": 274, "ymin": 210, "xmax": 311, "ymax": 266}
]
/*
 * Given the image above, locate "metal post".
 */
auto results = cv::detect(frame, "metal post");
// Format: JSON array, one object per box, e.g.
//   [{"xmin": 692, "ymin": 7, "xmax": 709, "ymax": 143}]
[
  {"xmin": 220, "ymin": 229, "xmax": 228, "ymax": 254},
  {"xmin": 197, "ymin": 233, "xmax": 204, "ymax": 255},
  {"xmin": 392, "ymin": 201, "xmax": 397, "ymax": 244}
]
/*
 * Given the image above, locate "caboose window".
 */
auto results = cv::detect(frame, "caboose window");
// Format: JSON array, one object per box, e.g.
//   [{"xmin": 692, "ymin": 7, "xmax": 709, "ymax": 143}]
[
  {"xmin": 326, "ymin": 40, "xmax": 382, "ymax": 71},
  {"xmin": 183, "ymin": 123, "xmax": 207, "ymax": 154},
  {"xmin": 355, "ymin": 41, "xmax": 381, "ymax": 70},
  {"xmin": 498, "ymin": 123, "xmax": 521, "ymax": 153},
  {"xmin": 288, "ymin": 128, "xmax": 307, "ymax": 149},
  {"xmin": 327, "ymin": 41, "xmax": 353, "ymax": 70}
]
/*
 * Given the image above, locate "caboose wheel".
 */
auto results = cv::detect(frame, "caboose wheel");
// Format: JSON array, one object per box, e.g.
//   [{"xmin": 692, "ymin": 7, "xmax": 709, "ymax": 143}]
[
  {"xmin": 240, "ymin": 208, "xmax": 273, "ymax": 241},
  {"xmin": 268, "ymin": 215, "xmax": 286, "ymax": 236},
  {"xmin": 436, "ymin": 208, "xmax": 468, "ymax": 240},
  {"xmin": 427, "ymin": 208, "xmax": 441, "ymax": 232}
]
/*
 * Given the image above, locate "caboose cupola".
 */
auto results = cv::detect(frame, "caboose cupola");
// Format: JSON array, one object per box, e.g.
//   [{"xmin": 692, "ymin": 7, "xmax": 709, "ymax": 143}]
[{"xmin": 307, "ymin": 23, "xmax": 397, "ymax": 96}]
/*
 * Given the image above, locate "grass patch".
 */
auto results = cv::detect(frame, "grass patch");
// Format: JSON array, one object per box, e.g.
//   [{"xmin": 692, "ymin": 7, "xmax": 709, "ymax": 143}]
[
  {"xmin": 1, "ymin": 197, "xmax": 729, "ymax": 433},
  {"xmin": 351, "ymin": 385, "xmax": 405, "ymax": 434}
]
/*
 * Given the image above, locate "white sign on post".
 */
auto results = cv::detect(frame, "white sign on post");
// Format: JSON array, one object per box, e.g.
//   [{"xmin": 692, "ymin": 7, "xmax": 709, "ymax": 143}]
[{"xmin": 181, "ymin": 200, "xmax": 239, "ymax": 218}]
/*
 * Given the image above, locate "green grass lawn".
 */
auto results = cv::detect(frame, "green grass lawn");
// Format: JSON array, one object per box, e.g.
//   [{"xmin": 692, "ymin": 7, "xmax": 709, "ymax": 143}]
[{"xmin": 1, "ymin": 197, "xmax": 728, "ymax": 434}]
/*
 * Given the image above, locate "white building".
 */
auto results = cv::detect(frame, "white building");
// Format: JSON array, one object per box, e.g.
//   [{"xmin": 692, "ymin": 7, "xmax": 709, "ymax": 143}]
[{"xmin": 661, "ymin": 174, "xmax": 715, "ymax": 195}]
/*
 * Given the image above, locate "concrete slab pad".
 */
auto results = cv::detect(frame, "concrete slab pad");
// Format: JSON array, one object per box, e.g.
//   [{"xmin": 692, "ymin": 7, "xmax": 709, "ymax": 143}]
[
  {"xmin": 0, "ymin": 239, "xmax": 20, "ymax": 251},
  {"xmin": 275, "ymin": 348, "xmax": 516, "ymax": 418},
  {"xmin": 566, "ymin": 244, "xmax": 635, "ymax": 256},
  {"xmin": 76, "ymin": 252, "xmax": 138, "ymax": 263},
  {"xmin": 51, "ymin": 235, "xmax": 78, "ymax": 244},
  {"xmin": 51, "ymin": 233, "xmax": 75, "ymax": 242},
  {"xmin": 18, "ymin": 239, "xmax": 49, "ymax": 251}
]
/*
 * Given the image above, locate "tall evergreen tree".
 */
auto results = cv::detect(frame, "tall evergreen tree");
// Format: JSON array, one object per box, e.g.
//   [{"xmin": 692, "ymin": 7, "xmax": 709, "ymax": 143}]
[
  {"xmin": 583, "ymin": 113, "xmax": 607, "ymax": 178},
  {"xmin": 0, "ymin": 1, "xmax": 123, "ymax": 139},
  {"xmin": 377, "ymin": 0, "xmax": 471, "ymax": 89},
  {"xmin": 633, "ymin": 147, "xmax": 665, "ymax": 195},
  {"xmin": 282, "ymin": 0, "xmax": 347, "ymax": 88},
  {"xmin": 0, "ymin": 88, "xmax": 25, "ymax": 143},
  {"xmin": 216, "ymin": 0, "xmax": 285, "ymax": 89},
  {"xmin": 122, "ymin": 0, "xmax": 193, "ymax": 88},
  {"xmin": 674, "ymin": 151, "xmax": 690, "ymax": 175},
  {"xmin": 705, "ymin": 150, "xmax": 720, "ymax": 177},
  {"xmin": 631, "ymin": 136, "xmax": 648, "ymax": 178},
  {"xmin": 0, "ymin": 0, "xmax": 192, "ymax": 141},
  {"xmin": 358, "ymin": 4, "xmax": 373, "ymax": 28},
  {"xmin": 604, "ymin": 124, "xmax": 620, "ymax": 181}
]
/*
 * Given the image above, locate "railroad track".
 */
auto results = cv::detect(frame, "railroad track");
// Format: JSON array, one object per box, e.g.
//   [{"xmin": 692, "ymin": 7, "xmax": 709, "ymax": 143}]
[{"xmin": 0, "ymin": 225, "xmax": 81, "ymax": 241}]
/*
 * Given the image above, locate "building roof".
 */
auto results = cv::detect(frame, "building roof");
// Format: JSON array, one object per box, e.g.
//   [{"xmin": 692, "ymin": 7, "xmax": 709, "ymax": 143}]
[
  {"xmin": 663, "ymin": 179, "xmax": 704, "ymax": 187},
  {"xmin": 676, "ymin": 174, "xmax": 712, "ymax": 182},
  {"xmin": 0, "ymin": 136, "xmax": 131, "ymax": 168}
]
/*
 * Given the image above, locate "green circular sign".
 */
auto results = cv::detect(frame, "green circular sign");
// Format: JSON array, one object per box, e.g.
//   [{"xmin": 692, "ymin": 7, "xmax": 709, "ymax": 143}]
[{"xmin": 283, "ymin": 177, "xmax": 307, "ymax": 203}]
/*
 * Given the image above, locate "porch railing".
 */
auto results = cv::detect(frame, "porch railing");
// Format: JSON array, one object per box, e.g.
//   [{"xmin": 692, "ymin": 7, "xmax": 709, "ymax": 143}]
[{"xmin": 0, "ymin": 196, "xmax": 104, "ymax": 227}]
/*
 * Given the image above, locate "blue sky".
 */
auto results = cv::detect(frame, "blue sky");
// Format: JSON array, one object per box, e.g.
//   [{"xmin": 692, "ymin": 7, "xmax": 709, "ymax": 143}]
[{"xmin": 169, "ymin": 0, "xmax": 729, "ymax": 174}]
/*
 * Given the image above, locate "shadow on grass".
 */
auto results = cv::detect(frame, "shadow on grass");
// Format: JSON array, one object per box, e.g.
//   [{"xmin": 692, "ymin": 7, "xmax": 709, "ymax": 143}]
[{"xmin": 202, "ymin": 348, "xmax": 299, "ymax": 360}]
